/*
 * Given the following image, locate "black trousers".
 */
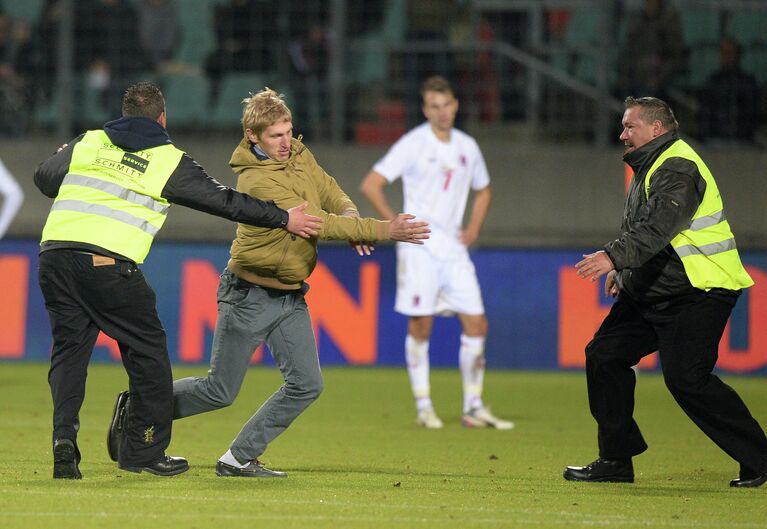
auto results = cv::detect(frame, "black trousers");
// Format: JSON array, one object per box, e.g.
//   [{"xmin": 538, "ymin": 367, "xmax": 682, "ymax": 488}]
[
  {"xmin": 38, "ymin": 249, "xmax": 172, "ymax": 466},
  {"xmin": 585, "ymin": 291, "xmax": 767, "ymax": 474}
]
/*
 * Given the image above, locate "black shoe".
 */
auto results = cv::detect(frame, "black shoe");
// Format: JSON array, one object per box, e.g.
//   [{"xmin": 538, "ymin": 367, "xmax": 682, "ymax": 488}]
[
  {"xmin": 215, "ymin": 459, "xmax": 287, "ymax": 478},
  {"xmin": 730, "ymin": 467, "xmax": 767, "ymax": 488},
  {"xmin": 563, "ymin": 458, "xmax": 634, "ymax": 483},
  {"xmin": 107, "ymin": 391, "xmax": 130, "ymax": 462},
  {"xmin": 119, "ymin": 455, "xmax": 189, "ymax": 476},
  {"xmin": 53, "ymin": 438, "xmax": 82, "ymax": 479}
]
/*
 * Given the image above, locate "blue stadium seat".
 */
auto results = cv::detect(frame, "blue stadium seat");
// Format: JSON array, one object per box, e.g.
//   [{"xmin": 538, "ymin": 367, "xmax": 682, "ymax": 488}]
[{"xmin": 163, "ymin": 73, "xmax": 211, "ymax": 128}]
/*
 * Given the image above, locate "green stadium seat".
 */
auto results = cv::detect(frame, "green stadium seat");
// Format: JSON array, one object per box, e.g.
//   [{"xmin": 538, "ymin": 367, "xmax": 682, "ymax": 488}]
[
  {"xmin": 32, "ymin": 92, "xmax": 60, "ymax": 129},
  {"xmin": 346, "ymin": 0, "xmax": 405, "ymax": 85},
  {"xmin": 725, "ymin": 10, "xmax": 767, "ymax": 46},
  {"xmin": 680, "ymin": 10, "xmax": 721, "ymax": 47},
  {"xmin": 163, "ymin": 73, "xmax": 211, "ymax": 128},
  {"xmin": 77, "ymin": 76, "xmax": 109, "ymax": 127},
  {"xmin": 2, "ymin": 0, "xmax": 44, "ymax": 23},
  {"xmin": 557, "ymin": 8, "xmax": 616, "ymax": 86},
  {"xmin": 564, "ymin": 8, "xmax": 602, "ymax": 46},
  {"xmin": 32, "ymin": 76, "xmax": 110, "ymax": 129},
  {"xmin": 174, "ymin": 0, "xmax": 220, "ymax": 67},
  {"xmin": 741, "ymin": 46, "xmax": 767, "ymax": 84},
  {"xmin": 723, "ymin": 10, "xmax": 767, "ymax": 83},
  {"xmin": 209, "ymin": 72, "xmax": 281, "ymax": 128},
  {"xmin": 687, "ymin": 45, "xmax": 720, "ymax": 87}
]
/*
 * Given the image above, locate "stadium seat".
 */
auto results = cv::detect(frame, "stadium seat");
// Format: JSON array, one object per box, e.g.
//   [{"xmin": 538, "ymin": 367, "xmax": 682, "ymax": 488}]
[
  {"xmin": 32, "ymin": 92, "xmax": 60, "ymax": 129},
  {"xmin": 162, "ymin": 73, "xmax": 211, "ymax": 129},
  {"xmin": 564, "ymin": 7, "xmax": 602, "ymax": 47},
  {"xmin": 76, "ymin": 77, "xmax": 109, "ymax": 127},
  {"xmin": 720, "ymin": 9, "xmax": 767, "ymax": 84},
  {"xmin": 32, "ymin": 76, "xmax": 110, "ymax": 130},
  {"xmin": 209, "ymin": 72, "xmax": 281, "ymax": 128},
  {"xmin": 2, "ymin": 0, "xmax": 44, "ymax": 23},
  {"xmin": 346, "ymin": 0, "xmax": 406, "ymax": 85},
  {"xmin": 741, "ymin": 46, "xmax": 767, "ymax": 84},
  {"xmin": 174, "ymin": 0, "xmax": 222, "ymax": 67},
  {"xmin": 687, "ymin": 45, "xmax": 721, "ymax": 87},
  {"xmin": 725, "ymin": 10, "xmax": 767, "ymax": 46},
  {"xmin": 555, "ymin": 8, "xmax": 614, "ymax": 86},
  {"xmin": 680, "ymin": 10, "xmax": 721, "ymax": 48}
]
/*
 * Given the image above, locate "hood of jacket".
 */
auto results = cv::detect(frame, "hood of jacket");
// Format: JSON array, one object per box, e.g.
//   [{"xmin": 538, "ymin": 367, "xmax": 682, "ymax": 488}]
[{"xmin": 104, "ymin": 116, "xmax": 172, "ymax": 152}]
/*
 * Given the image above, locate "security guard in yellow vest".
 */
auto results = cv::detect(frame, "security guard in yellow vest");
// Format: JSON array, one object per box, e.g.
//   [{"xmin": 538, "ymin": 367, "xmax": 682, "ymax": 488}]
[
  {"xmin": 35, "ymin": 82, "xmax": 321, "ymax": 479},
  {"xmin": 564, "ymin": 97, "xmax": 767, "ymax": 487}
]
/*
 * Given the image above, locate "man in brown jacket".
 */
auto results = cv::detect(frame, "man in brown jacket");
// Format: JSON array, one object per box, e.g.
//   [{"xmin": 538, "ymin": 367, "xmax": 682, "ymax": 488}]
[{"xmin": 111, "ymin": 88, "xmax": 430, "ymax": 477}]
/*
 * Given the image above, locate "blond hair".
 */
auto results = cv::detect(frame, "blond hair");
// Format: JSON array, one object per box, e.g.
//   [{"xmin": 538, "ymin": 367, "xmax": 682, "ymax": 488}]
[{"xmin": 241, "ymin": 88, "xmax": 292, "ymax": 137}]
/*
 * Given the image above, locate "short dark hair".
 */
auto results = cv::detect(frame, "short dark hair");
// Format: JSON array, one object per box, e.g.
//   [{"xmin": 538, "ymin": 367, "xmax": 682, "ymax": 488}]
[
  {"xmin": 624, "ymin": 96, "xmax": 679, "ymax": 133},
  {"xmin": 122, "ymin": 82, "xmax": 166, "ymax": 120},
  {"xmin": 420, "ymin": 75, "xmax": 454, "ymax": 101}
]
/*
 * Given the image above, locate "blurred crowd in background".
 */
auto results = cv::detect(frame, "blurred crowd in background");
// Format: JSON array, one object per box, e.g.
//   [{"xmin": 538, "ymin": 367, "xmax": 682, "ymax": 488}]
[{"xmin": 0, "ymin": 0, "xmax": 765, "ymax": 147}]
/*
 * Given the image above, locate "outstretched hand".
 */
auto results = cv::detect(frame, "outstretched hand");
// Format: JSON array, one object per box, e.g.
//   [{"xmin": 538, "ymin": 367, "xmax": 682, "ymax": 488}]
[
  {"xmin": 286, "ymin": 202, "xmax": 322, "ymax": 239},
  {"xmin": 389, "ymin": 214, "xmax": 430, "ymax": 244},
  {"xmin": 575, "ymin": 250, "xmax": 615, "ymax": 282}
]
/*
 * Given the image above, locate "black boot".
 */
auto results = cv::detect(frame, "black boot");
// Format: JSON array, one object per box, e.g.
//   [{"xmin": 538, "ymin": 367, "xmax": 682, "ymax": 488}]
[
  {"xmin": 53, "ymin": 438, "xmax": 82, "ymax": 479},
  {"xmin": 563, "ymin": 458, "xmax": 634, "ymax": 483}
]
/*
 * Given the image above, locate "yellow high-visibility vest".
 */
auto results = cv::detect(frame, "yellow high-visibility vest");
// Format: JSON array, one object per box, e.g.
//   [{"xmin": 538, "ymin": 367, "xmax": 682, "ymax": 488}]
[
  {"xmin": 644, "ymin": 139, "xmax": 753, "ymax": 291},
  {"xmin": 41, "ymin": 129, "xmax": 184, "ymax": 263}
]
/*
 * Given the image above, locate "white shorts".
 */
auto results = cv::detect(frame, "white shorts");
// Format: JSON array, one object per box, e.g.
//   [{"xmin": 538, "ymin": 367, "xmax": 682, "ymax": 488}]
[{"xmin": 394, "ymin": 245, "xmax": 484, "ymax": 317}]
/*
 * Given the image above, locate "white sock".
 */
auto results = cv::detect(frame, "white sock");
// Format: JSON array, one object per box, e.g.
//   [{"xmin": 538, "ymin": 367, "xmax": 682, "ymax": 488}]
[
  {"xmin": 460, "ymin": 334, "xmax": 486, "ymax": 413},
  {"xmin": 219, "ymin": 449, "xmax": 249, "ymax": 468},
  {"xmin": 406, "ymin": 334, "xmax": 432, "ymax": 411}
]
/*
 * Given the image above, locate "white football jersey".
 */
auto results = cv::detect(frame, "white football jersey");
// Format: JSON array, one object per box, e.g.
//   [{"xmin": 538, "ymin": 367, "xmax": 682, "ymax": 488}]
[{"xmin": 373, "ymin": 123, "xmax": 490, "ymax": 256}]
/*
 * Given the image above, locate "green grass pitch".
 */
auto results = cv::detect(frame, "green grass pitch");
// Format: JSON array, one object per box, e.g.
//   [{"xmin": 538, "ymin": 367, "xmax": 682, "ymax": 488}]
[{"xmin": 1, "ymin": 363, "xmax": 765, "ymax": 528}]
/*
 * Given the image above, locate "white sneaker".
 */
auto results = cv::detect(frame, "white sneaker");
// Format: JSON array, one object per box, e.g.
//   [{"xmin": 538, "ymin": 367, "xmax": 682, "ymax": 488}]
[
  {"xmin": 415, "ymin": 408, "xmax": 444, "ymax": 429},
  {"xmin": 461, "ymin": 407, "xmax": 514, "ymax": 430}
]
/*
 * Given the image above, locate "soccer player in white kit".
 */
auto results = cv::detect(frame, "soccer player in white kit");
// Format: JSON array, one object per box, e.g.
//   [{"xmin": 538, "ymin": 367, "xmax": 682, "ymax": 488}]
[{"xmin": 360, "ymin": 76, "xmax": 513, "ymax": 430}]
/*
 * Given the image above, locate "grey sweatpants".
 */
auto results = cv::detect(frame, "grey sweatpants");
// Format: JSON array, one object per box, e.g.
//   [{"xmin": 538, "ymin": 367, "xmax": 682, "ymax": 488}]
[{"xmin": 172, "ymin": 268, "xmax": 323, "ymax": 462}]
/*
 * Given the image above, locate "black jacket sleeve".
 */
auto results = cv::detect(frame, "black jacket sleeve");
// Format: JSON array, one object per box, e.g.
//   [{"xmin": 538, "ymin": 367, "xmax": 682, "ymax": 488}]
[
  {"xmin": 161, "ymin": 154, "xmax": 289, "ymax": 228},
  {"xmin": 34, "ymin": 134, "xmax": 85, "ymax": 198},
  {"xmin": 605, "ymin": 158, "xmax": 704, "ymax": 270}
]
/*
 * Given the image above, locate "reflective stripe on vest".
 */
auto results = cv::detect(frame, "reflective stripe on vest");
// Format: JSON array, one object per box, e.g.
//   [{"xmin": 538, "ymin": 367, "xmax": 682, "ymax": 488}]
[
  {"xmin": 50, "ymin": 199, "xmax": 161, "ymax": 237},
  {"xmin": 41, "ymin": 129, "xmax": 183, "ymax": 263},
  {"xmin": 644, "ymin": 139, "xmax": 753, "ymax": 291}
]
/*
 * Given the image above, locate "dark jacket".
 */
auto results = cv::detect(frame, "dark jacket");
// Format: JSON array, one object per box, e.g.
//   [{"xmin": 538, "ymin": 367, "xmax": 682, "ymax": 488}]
[
  {"xmin": 604, "ymin": 131, "xmax": 708, "ymax": 303},
  {"xmin": 35, "ymin": 117, "xmax": 288, "ymax": 261}
]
